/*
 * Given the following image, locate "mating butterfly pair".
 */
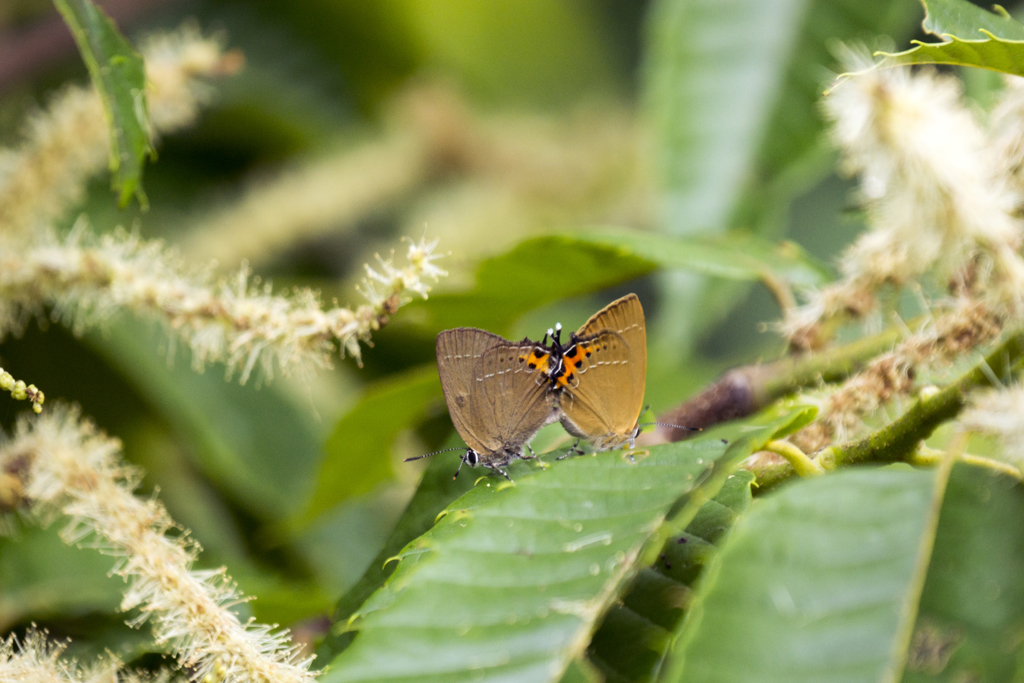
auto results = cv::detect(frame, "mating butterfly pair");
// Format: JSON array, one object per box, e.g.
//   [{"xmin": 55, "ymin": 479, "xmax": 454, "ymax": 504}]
[{"xmin": 409, "ymin": 294, "xmax": 647, "ymax": 480}]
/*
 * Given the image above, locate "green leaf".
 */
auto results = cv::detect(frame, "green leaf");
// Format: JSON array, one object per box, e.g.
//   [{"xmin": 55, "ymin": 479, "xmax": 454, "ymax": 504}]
[
  {"xmin": 919, "ymin": 0, "xmax": 1024, "ymax": 39},
  {"xmin": 737, "ymin": 0, "xmax": 921, "ymax": 236},
  {"xmin": 559, "ymin": 658, "xmax": 604, "ymax": 683},
  {"xmin": 642, "ymin": 0, "xmax": 918, "ymax": 354},
  {"xmin": 86, "ymin": 318, "xmax": 323, "ymax": 521},
  {"xmin": 321, "ymin": 408, "xmax": 811, "ymax": 683},
  {"xmin": 884, "ymin": 0, "xmax": 1024, "ymax": 75},
  {"xmin": 643, "ymin": 0, "xmax": 809, "ymax": 354},
  {"xmin": 585, "ymin": 470, "xmax": 756, "ymax": 683},
  {"xmin": 886, "ymin": 32, "xmax": 1024, "ymax": 76},
  {"xmin": 577, "ymin": 230, "xmax": 832, "ymax": 288},
  {"xmin": 315, "ymin": 442, "xmax": 479, "ymax": 664},
  {"xmin": 902, "ymin": 465, "xmax": 1024, "ymax": 682},
  {"xmin": 53, "ymin": 0, "xmax": 152, "ymax": 206},
  {"xmin": 577, "ymin": 402, "xmax": 815, "ymax": 683},
  {"xmin": 644, "ymin": 0, "xmax": 810, "ymax": 234},
  {"xmin": 406, "ymin": 231, "xmax": 828, "ymax": 339},
  {"xmin": 662, "ymin": 466, "xmax": 949, "ymax": 683},
  {"xmin": 0, "ymin": 525, "xmax": 123, "ymax": 631},
  {"xmin": 409, "ymin": 235, "xmax": 654, "ymax": 337},
  {"xmin": 294, "ymin": 365, "xmax": 442, "ymax": 529},
  {"xmin": 643, "ymin": 0, "xmax": 918, "ymax": 239}
]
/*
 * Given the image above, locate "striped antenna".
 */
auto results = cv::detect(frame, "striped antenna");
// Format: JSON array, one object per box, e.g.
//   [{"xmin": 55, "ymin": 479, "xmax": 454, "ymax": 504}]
[{"xmin": 404, "ymin": 446, "xmax": 466, "ymax": 462}]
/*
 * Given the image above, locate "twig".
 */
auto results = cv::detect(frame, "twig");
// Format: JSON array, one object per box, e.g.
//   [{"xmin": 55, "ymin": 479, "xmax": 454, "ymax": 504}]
[{"xmin": 657, "ymin": 324, "xmax": 904, "ymax": 440}]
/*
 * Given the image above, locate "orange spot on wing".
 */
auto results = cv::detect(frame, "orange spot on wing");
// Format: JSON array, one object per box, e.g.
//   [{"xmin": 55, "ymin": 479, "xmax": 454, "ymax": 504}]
[{"xmin": 520, "ymin": 349, "xmax": 551, "ymax": 373}]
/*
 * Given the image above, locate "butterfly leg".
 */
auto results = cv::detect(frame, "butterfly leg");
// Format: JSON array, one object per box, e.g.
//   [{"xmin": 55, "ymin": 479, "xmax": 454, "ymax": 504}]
[
  {"xmin": 556, "ymin": 439, "xmax": 586, "ymax": 460},
  {"xmin": 490, "ymin": 466, "xmax": 513, "ymax": 482},
  {"xmin": 522, "ymin": 444, "xmax": 537, "ymax": 460}
]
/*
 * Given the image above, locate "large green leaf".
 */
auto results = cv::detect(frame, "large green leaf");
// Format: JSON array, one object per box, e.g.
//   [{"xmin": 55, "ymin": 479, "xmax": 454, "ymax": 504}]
[
  {"xmin": 584, "ymin": 470, "xmax": 756, "ymax": 683},
  {"xmin": 662, "ymin": 465, "xmax": 948, "ymax": 683},
  {"xmin": 405, "ymin": 235, "xmax": 653, "ymax": 337},
  {"xmin": 644, "ymin": 0, "xmax": 809, "ymax": 235},
  {"xmin": 919, "ymin": 0, "xmax": 1024, "ymax": 39},
  {"xmin": 642, "ymin": 0, "xmax": 918, "ymax": 356},
  {"xmin": 0, "ymin": 525, "xmax": 122, "ymax": 631},
  {"xmin": 739, "ymin": 0, "xmax": 920, "ymax": 236},
  {"xmin": 401, "ymin": 231, "xmax": 829, "ymax": 340},
  {"xmin": 902, "ymin": 465, "xmax": 1024, "ymax": 682},
  {"xmin": 315, "ymin": 441, "xmax": 478, "ymax": 663},
  {"xmin": 321, "ymin": 408, "xmax": 812, "ymax": 683},
  {"xmin": 578, "ymin": 231, "xmax": 831, "ymax": 288},
  {"xmin": 885, "ymin": 0, "xmax": 1024, "ymax": 75},
  {"xmin": 579, "ymin": 401, "xmax": 815, "ymax": 683},
  {"xmin": 643, "ymin": 0, "xmax": 809, "ymax": 354},
  {"xmin": 645, "ymin": 0, "xmax": 917, "ymax": 237},
  {"xmin": 319, "ymin": 403, "xmax": 815, "ymax": 671},
  {"xmin": 87, "ymin": 317, "xmax": 323, "ymax": 520},
  {"xmin": 53, "ymin": 0, "xmax": 152, "ymax": 206},
  {"xmin": 295, "ymin": 366, "xmax": 442, "ymax": 529}
]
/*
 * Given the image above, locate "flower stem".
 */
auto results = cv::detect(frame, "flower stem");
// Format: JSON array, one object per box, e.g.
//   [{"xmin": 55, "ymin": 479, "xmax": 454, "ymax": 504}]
[
  {"xmin": 764, "ymin": 440, "xmax": 825, "ymax": 477},
  {"xmin": 911, "ymin": 444, "xmax": 1023, "ymax": 481},
  {"xmin": 752, "ymin": 329, "xmax": 1024, "ymax": 489}
]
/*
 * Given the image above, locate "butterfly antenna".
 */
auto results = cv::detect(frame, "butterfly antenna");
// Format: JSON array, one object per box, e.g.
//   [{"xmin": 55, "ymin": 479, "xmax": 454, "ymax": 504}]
[
  {"xmin": 637, "ymin": 406, "xmax": 700, "ymax": 432},
  {"xmin": 404, "ymin": 446, "xmax": 466, "ymax": 462},
  {"xmin": 453, "ymin": 456, "xmax": 467, "ymax": 480},
  {"xmin": 637, "ymin": 421, "xmax": 701, "ymax": 432}
]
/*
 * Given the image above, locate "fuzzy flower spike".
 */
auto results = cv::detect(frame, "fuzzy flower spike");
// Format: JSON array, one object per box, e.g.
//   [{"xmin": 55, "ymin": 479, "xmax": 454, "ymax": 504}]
[
  {"xmin": 1, "ymin": 406, "xmax": 317, "ymax": 683},
  {"xmin": 959, "ymin": 386, "xmax": 1024, "ymax": 474},
  {"xmin": 0, "ymin": 25, "xmax": 237, "ymax": 241},
  {"xmin": 782, "ymin": 50, "xmax": 1024, "ymax": 348},
  {"xmin": 0, "ymin": 226, "xmax": 445, "ymax": 383}
]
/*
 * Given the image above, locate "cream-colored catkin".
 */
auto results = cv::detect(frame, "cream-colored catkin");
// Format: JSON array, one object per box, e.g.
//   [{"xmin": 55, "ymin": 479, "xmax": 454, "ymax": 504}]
[
  {"xmin": 782, "ymin": 56, "xmax": 1024, "ymax": 348},
  {"xmin": 959, "ymin": 386, "xmax": 1024, "ymax": 472},
  {"xmin": 184, "ymin": 132, "xmax": 428, "ymax": 264},
  {"xmin": 793, "ymin": 301, "xmax": 1003, "ymax": 452},
  {"xmin": 2, "ymin": 406, "xmax": 315, "ymax": 683},
  {"xmin": 0, "ymin": 225, "xmax": 444, "ymax": 382},
  {"xmin": 181, "ymin": 82, "xmax": 648, "ymax": 268},
  {"xmin": 0, "ymin": 629, "xmax": 140, "ymax": 683},
  {"xmin": 0, "ymin": 25, "xmax": 231, "ymax": 239},
  {"xmin": 989, "ymin": 75, "xmax": 1024, "ymax": 200}
]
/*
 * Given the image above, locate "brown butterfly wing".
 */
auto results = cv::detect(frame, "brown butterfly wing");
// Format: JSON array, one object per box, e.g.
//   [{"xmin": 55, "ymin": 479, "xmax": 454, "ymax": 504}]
[
  {"xmin": 471, "ymin": 341, "xmax": 556, "ymax": 460},
  {"xmin": 436, "ymin": 328, "xmax": 507, "ymax": 455},
  {"xmin": 558, "ymin": 294, "xmax": 646, "ymax": 446}
]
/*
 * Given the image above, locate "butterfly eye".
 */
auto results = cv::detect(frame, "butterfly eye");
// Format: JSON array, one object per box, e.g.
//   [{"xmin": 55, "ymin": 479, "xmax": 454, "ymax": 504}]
[{"xmin": 465, "ymin": 450, "xmax": 479, "ymax": 466}]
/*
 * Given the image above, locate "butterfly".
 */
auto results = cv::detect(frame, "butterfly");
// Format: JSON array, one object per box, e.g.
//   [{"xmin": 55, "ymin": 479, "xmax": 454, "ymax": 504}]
[{"xmin": 407, "ymin": 328, "xmax": 557, "ymax": 479}]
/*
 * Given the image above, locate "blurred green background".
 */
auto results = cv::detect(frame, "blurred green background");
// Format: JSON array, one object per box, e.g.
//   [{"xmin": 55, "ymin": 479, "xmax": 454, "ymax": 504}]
[{"xmin": 0, "ymin": 0, "xmax": 1004, "ymax": 665}]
